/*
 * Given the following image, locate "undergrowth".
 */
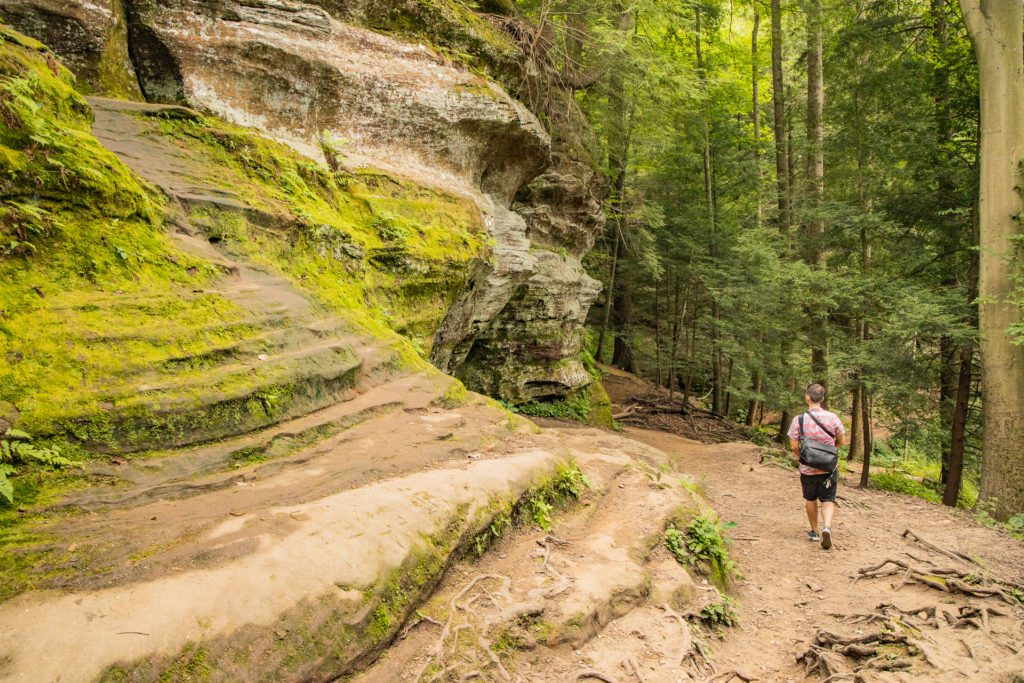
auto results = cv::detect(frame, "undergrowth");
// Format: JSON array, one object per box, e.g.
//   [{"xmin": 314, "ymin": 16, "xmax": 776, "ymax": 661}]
[
  {"xmin": 665, "ymin": 513, "xmax": 738, "ymax": 589},
  {"xmin": 0, "ymin": 429, "xmax": 74, "ymax": 504},
  {"xmin": 471, "ymin": 461, "xmax": 589, "ymax": 555}
]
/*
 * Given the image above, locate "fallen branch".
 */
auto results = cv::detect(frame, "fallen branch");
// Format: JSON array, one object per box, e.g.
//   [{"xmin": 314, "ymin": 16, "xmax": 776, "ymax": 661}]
[{"xmin": 902, "ymin": 529, "xmax": 980, "ymax": 566}]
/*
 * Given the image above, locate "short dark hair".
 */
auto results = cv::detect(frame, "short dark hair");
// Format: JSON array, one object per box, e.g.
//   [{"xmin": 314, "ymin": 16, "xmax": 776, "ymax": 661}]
[{"xmin": 806, "ymin": 383, "xmax": 826, "ymax": 403}]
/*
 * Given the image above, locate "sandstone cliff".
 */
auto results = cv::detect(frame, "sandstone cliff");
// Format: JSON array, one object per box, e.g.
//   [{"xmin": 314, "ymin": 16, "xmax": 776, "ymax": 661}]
[{"xmin": 0, "ymin": 0, "xmax": 605, "ymax": 407}]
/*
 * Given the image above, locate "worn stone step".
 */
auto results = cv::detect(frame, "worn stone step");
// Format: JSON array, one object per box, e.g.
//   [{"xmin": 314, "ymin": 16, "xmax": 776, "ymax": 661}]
[
  {"xmin": 355, "ymin": 428, "xmax": 710, "ymax": 682},
  {"xmin": 0, "ymin": 414, "xmax": 569, "ymax": 682}
]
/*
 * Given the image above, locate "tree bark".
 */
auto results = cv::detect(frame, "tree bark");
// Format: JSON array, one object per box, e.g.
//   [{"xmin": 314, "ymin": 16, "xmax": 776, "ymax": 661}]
[
  {"xmin": 858, "ymin": 383, "xmax": 873, "ymax": 488},
  {"xmin": 746, "ymin": 369, "xmax": 762, "ymax": 428},
  {"xmin": 943, "ymin": 346, "xmax": 974, "ymax": 506},
  {"xmin": 655, "ymin": 280, "xmax": 663, "ymax": 388},
  {"xmin": 804, "ymin": 0, "xmax": 829, "ymax": 393},
  {"xmin": 752, "ymin": 3, "xmax": 762, "ymax": 229},
  {"xmin": 958, "ymin": 0, "xmax": 1024, "ymax": 520},
  {"xmin": 849, "ymin": 382, "xmax": 863, "ymax": 461},
  {"xmin": 770, "ymin": 0, "xmax": 790, "ymax": 232},
  {"xmin": 596, "ymin": 235, "xmax": 618, "ymax": 364}
]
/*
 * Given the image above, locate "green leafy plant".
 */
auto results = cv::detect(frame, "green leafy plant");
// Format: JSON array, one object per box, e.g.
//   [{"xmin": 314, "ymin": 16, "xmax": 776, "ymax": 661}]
[
  {"xmin": 665, "ymin": 513, "xmax": 738, "ymax": 586},
  {"xmin": 527, "ymin": 494, "xmax": 553, "ymax": 531},
  {"xmin": 0, "ymin": 428, "xmax": 74, "ymax": 504},
  {"xmin": 700, "ymin": 595, "xmax": 739, "ymax": 627},
  {"xmin": 665, "ymin": 525, "xmax": 687, "ymax": 564}
]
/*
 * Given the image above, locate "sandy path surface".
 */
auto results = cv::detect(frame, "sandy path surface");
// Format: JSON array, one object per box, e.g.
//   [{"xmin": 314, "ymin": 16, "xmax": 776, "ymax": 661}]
[{"xmin": 626, "ymin": 427, "xmax": 1024, "ymax": 681}]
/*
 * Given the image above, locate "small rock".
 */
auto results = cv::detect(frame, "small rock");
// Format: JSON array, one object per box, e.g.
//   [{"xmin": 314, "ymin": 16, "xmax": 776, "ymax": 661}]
[
  {"xmin": 257, "ymin": 354, "xmax": 269, "ymax": 361},
  {"xmin": 275, "ymin": 629, "xmax": 288, "ymax": 640},
  {"xmin": 229, "ymin": 510, "xmax": 245, "ymax": 517}
]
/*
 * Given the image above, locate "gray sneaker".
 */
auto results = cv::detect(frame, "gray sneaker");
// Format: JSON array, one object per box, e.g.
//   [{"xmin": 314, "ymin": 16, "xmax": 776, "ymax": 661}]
[
  {"xmin": 807, "ymin": 530, "xmax": 821, "ymax": 542},
  {"xmin": 821, "ymin": 527, "xmax": 833, "ymax": 550}
]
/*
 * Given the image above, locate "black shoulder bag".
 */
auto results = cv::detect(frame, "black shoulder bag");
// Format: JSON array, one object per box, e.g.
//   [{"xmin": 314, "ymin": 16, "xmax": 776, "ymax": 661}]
[{"xmin": 798, "ymin": 412, "xmax": 839, "ymax": 473}]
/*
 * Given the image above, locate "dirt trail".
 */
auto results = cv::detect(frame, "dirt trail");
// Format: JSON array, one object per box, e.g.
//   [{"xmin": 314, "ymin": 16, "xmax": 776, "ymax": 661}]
[
  {"xmin": 630, "ymin": 429, "xmax": 1024, "ymax": 681},
  {"xmin": 358, "ymin": 426, "xmax": 1024, "ymax": 682}
]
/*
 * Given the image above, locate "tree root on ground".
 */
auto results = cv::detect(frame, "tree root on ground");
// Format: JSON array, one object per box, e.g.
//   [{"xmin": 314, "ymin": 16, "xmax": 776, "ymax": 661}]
[
  {"xmin": 901, "ymin": 529, "xmax": 980, "ymax": 566},
  {"xmin": 854, "ymin": 558, "xmax": 1021, "ymax": 605},
  {"xmin": 703, "ymin": 668, "xmax": 758, "ymax": 682},
  {"xmin": 575, "ymin": 671, "xmax": 618, "ymax": 683}
]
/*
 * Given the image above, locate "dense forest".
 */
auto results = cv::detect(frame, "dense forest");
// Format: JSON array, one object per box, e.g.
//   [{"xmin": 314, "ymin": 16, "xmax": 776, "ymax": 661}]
[{"xmin": 508, "ymin": 0, "xmax": 1022, "ymax": 520}]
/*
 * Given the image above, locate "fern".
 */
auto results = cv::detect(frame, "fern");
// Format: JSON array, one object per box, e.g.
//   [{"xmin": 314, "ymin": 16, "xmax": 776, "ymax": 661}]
[{"xmin": 0, "ymin": 429, "xmax": 75, "ymax": 504}]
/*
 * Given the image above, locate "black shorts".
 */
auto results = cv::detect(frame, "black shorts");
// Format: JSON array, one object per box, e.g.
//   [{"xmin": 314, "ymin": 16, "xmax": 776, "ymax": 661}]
[{"xmin": 801, "ymin": 471, "xmax": 838, "ymax": 502}]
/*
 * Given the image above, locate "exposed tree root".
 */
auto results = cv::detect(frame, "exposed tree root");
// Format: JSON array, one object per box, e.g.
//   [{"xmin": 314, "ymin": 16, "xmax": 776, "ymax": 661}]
[
  {"xmin": 576, "ymin": 671, "xmax": 618, "ymax": 683},
  {"xmin": 902, "ymin": 528, "xmax": 980, "ymax": 566},
  {"xmin": 704, "ymin": 668, "xmax": 758, "ymax": 682},
  {"xmin": 854, "ymin": 557, "xmax": 1021, "ymax": 605}
]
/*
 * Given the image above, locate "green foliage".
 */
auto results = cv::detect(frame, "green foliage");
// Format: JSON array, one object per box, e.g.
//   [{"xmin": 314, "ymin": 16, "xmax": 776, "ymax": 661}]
[
  {"xmin": 700, "ymin": 595, "xmax": 739, "ymax": 628},
  {"xmin": 0, "ymin": 429, "xmax": 75, "ymax": 504},
  {"xmin": 527, "ymin": 494, "xmax": 553, "ymax": 531},
  {"xmin": 870, "ymin": 471, "xmax": 941, "ymax": 504},
  {"xmin": 664, "ymin": 525, "xmax": 687, "ymax": 565},
  {"xmin": 974, "ymin": 500, "xmax": 1024, "ymax": 541},
  {"xmin": 471, "ymin": 461, "xmax": 590, "ymax": 554},
  {"xmin": 665, "ymin": 513, "xmax": 738, "ymax": 587},
  {"xmin": 519, "ymin": 392, "xmax": 591, "ymax": 422}
]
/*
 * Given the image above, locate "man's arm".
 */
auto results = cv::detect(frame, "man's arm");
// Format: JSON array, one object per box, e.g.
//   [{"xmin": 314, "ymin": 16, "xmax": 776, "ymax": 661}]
[{"xmin": 789, "ymin": 438, "xmax": 801, "ymax": 460}]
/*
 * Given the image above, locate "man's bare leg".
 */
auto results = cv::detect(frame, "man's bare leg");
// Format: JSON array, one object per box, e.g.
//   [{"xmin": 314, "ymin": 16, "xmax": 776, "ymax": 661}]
[
  {"xmin": 821, "ymin": 501, "xmax": 835, "ymax": 530},
  {"xmin": 805, "ymin": 500, "xmax": 819, "ymax": 533}
]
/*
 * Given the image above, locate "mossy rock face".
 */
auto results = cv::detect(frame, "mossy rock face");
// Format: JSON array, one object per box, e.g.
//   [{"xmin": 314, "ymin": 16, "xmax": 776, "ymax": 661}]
[{"xmin": 0, "ymin": 0, "xmax": 142, "ymax": 99}]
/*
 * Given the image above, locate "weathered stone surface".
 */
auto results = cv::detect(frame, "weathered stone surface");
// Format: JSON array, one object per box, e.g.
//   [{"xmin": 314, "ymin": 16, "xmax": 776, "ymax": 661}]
[
  {"xmin": 123, "ymin": 0, "xmax": 549, "ymax": 205},
  {"xmin": 5, "ymin": 0, "xmax": 607, "ymax": 403},
  {"xmin": 0, "ymin": 0, "xmax": 141, "ymax": 98}
]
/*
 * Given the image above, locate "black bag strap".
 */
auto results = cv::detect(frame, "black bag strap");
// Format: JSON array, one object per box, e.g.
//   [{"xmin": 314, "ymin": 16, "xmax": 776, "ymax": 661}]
[{"xmin": 804, "ymin": 410, "xmax": 836, "ymax": 439}]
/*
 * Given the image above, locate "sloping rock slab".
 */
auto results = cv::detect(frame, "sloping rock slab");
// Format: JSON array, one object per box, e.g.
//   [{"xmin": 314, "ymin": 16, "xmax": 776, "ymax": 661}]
[{"xmin": 0, "ymin": 450, "xmax": 564, "ymax": 681}]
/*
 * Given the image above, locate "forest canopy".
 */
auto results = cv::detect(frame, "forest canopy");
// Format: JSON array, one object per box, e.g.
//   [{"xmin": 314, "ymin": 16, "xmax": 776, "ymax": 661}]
[{"xmin": 505, "ymin": 0, "xmax": 1023, "ymax": 520}]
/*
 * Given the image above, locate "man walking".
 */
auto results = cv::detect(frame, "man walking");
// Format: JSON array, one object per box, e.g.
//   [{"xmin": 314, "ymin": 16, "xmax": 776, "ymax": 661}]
[{"xmin": 788, "ymin": 383, "xmax": 845, "ymax": 549}]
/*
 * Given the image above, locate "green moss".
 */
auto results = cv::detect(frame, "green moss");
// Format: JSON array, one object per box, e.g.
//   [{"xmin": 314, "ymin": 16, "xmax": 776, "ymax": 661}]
[
  {"xmin": 470, "ymin": 460, "xmax": 589, "ymax": 554},
  {"xmin": 158, "ymin": 644, "xmax": 211, "ymax": 683},
  {"xmin": 0, "ymin": 23, "xmax": 237, "ymax": 450},
  {"xmin": 362, "ymin": 0, "xmax": 521, "ymax": 82},
  {"xmin": 433, "ymin": 380, "xmax": 471, "ymax": 409},
  {"xmin": 93, "ymin": 1, "xmax": 143, "ymax": 99},
  {"xmin": 154, "ymin": 116, "xmax": 486, "ymax": 355}
]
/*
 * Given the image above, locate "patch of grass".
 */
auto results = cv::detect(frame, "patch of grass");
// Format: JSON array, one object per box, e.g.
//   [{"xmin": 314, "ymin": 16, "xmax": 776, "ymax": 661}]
[
  {"xmin": 433, "ymin": 381, "xmax": 471, "ymax": 410},
  {"xmin": 870, "ymin": 471, "xmax": 941, "ymax": 504},
  {"xmin": 520, "ymin": 391, "xmax": 591, "ymax": 422}
]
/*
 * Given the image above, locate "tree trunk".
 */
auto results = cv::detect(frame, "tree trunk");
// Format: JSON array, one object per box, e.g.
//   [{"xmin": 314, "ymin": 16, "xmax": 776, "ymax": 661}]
[
  {"xmin": 958, "ymin": 0, "xmax": 1024, "ymax": 520},
  {"xmin": 858, "ymin": 383, "xmax": 874, "ymax": 488},
  {"xmin": 939, "ymin": 334, "xmax": 957, "ymax": 483},
  {"xmin": 805, "ymin": 0, "xmax": 828, "ymax": 393},
  {"xmin": 746, "ymin": 370, "xmax": 762, "ymax": 428},
  {"xmin": 599, "ymin": 4, "xmax": 634, "ymax": 371},
  {"xmin": 752, "ymin": 3, "xmax": 762, "ymax": 229},
  {"xmin": 596, "ymin": 235, "xmax": 618, "ymax": 364},
  {"xmin": 612, "ymin": 282, "xmax": 634, "ymax": 372},
  {"xmin": 778, "ymin": 410, "xmax": 791, "ymax": 444},
  {"xmin": 655, "ymin": 280, "xmax": 663, "ymax": 388},
  {"xmin": 849, "ymin": 381, "xmax": 863, "ymax": 461},
  {"xmin": 943, "ymin": 346, "xmax": 974, "ymax": 506},
  {"xmin": 669, "ymin": 275, "xmax": 681, "ymax": 397},
  {"xmin": 945, "ymin": 139, "xmax": 982, "ymax": 506},
  {"xmin": 770, "ymin": 0, "xmax": 790, "ymax": 232}
]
